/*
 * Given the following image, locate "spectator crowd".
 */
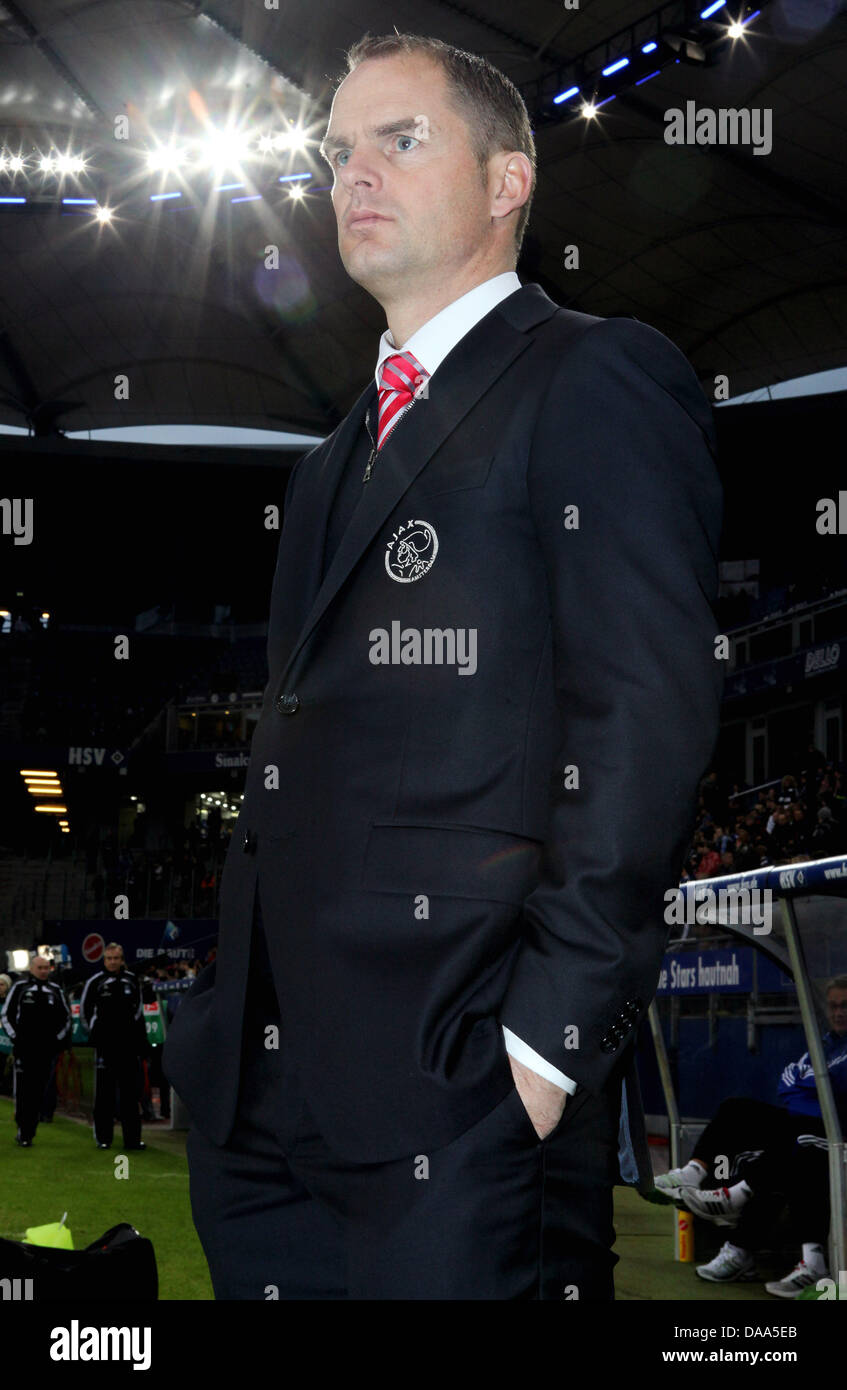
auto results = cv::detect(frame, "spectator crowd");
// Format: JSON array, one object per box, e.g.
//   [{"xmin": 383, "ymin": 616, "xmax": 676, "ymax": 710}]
[{"xmin": 683, "ymin": 742, "xmax": 845, "ymax": 881}]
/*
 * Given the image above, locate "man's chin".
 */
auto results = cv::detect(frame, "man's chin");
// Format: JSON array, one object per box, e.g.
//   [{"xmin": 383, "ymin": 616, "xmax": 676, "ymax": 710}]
[{"xmin": 340, "ymin": 246, "xmax": 408, "ymax": 292}]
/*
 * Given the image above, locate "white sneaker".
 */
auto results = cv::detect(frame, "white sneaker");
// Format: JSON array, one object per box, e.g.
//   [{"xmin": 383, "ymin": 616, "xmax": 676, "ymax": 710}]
[
  {"xmin": 674, "ymin": 1184, "xmax": 741, "ymax": 1226},
  {"xmin": 696, "ymin": 1241, "xmax": 757, "ymax": 1283},
  {"xmin": 654, "ymin": 1164, "xmax": 706, "ymax": 1193},
  {"xmin": 764, "ymin": 1261, "xmax": 829, "ymax": 1299}
]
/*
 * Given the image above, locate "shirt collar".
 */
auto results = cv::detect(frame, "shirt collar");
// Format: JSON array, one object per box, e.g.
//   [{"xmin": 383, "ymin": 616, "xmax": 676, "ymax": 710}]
[{"xmin": 373, "ymin": 271, "xmax": 521, "ymax": 393}]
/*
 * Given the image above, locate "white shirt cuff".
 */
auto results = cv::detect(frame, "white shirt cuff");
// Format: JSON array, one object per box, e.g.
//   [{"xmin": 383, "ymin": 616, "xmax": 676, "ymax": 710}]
[{"xmin": 502, "ymin": 1026, "xmax": 577, "ymax": 1093}]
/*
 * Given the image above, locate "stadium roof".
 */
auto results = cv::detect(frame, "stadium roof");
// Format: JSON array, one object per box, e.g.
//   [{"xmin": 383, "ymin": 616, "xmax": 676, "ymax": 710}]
[{"xmin": 0, "ymin": 0, "xmax": 844, "ymax": 438}]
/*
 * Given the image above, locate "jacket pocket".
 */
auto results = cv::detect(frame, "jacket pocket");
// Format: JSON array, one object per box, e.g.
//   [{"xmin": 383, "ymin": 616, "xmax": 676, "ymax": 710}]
[
  {"xmin": 361, "ymin": 821, "xmax": 542, "ymax": 906},
  {"xmin": 416, "ymin": 453, "xmax": 493, "ymax": 496}
]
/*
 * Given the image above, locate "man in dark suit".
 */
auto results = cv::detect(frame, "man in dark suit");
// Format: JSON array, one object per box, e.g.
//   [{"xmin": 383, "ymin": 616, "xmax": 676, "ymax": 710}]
[{"xmin": 164, "ymin": 32, "xmax": 724, "ymax": 1299}]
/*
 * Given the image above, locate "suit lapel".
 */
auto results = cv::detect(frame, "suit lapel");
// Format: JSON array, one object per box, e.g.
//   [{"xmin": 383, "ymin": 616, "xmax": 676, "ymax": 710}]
[{"xmin": 278, "ymin": 283, "xmax": 560, "ymax": 688}]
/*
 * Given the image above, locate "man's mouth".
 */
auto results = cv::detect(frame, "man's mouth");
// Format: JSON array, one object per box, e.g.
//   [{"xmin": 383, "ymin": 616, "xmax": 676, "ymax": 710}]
[{"xmin": 347, "ymin": 211, "xmax": 390, "ymax": 227}]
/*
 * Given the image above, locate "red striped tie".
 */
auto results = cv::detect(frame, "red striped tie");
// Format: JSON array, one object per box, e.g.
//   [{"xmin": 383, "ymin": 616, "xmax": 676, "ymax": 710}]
[{"xmin": 377, "ymin": 350, "xmax": 429, "ymax": 449}]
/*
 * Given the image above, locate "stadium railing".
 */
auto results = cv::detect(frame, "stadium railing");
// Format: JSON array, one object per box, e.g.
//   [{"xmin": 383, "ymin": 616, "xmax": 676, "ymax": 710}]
[{"xmin": 649, "ymin": 853, "xmax": 847, "ymax": 1276}]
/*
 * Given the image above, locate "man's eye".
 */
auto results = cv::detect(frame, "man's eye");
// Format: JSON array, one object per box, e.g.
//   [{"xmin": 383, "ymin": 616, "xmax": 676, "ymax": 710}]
[
  {"xmin": 394, "ymin": 135, "xmax": 419, "ymax": 152},
  {"xmin": 334, "ymin": 151, "xmax": 350, "ymax": 167}
]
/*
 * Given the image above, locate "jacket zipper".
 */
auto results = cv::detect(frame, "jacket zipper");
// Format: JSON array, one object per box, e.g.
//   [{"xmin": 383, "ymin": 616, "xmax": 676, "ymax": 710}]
[{"xmin": 362, "ymin": 392, "xmax": 421, "ymax": 483}]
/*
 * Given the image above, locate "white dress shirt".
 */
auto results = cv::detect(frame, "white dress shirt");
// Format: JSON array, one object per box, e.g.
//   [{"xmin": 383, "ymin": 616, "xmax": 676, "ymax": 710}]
[{"xmin": 372, "ymin": 270, "xmax": 576, "ymax": 1096}]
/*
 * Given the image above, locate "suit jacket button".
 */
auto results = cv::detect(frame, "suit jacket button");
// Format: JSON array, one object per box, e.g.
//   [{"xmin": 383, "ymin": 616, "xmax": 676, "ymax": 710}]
[{"xmin": 275, "ymin": 693, "xmax": 300, "ymax": 715}]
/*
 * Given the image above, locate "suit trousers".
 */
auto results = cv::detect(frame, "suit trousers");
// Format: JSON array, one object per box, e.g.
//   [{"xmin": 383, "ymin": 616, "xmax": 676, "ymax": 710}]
[{"xmin": 185, "ymin": 891, "xmax": 623, "ymax": 1300}]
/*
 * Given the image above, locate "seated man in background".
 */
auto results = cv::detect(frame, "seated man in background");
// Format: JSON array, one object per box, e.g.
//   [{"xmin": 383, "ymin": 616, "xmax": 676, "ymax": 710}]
[{"xmin": 655, "ymin": 975, "xmax": 847, "ymax": 1296}]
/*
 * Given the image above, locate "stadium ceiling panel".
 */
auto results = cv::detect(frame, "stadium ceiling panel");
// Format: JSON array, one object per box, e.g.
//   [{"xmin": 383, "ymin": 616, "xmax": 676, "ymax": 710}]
[{"xmin": 0, "ymin": 0, "xmax": 844, "ymax": 435}]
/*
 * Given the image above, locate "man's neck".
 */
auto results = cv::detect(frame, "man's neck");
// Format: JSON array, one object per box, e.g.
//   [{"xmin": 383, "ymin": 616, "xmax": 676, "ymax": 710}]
[{"xmin": 382, "ymin": 263, "xmax": 515, "ymax": 347}]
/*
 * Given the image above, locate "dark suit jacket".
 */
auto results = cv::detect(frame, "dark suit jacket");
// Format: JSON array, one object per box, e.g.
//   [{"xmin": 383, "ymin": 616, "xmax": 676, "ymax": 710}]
[{"xmin": 164, "ymin": 284, "xmax": 723, "ymax": 1185}]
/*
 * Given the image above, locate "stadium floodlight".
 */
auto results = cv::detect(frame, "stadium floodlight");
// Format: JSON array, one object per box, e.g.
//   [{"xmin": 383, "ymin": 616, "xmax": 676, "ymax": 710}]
[
  {"xmin": 146, "ymin": 144, "xmax": 188, "ymax": 173},
  {"xmin": 94, "ymin": 206, "xmax": 113, "ymax": 222},
  {"xmin": 728, "ymin": 6, "xmax": 760, "ymax": 35},
  {"xmin": 288, "ymin": 183, "xmax": 305, "ymax": 200},
  {"xmin": 198, "ymin": 126, "xmax": 252, "ymax": 173},
  {"xmin": 273, "ymin": 126, "xmax": 307, "ymax": 154},
  {"xmin": 39, "ymin": 154, "xmax": 56, "ymax": 172},
  {"xmin": 581, "ymin": 101, "xmax": 598, "ymax": 119},
  {"xmin": 8, "ymin": 155, "xmax": 25, "ymax": 172},
  {"xmin": 55, "ymin": 153, "xmax": 82, "ymax": 175}
]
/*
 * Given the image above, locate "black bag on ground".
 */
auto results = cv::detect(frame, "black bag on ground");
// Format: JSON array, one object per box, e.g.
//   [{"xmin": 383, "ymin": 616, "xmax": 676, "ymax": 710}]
[{"xmin": 0, "ymin": 1222, "xmax": 157, "ymax": 1300}]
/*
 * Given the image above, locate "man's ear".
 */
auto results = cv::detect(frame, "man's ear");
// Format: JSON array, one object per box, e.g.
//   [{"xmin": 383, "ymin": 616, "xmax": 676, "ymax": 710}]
[{"xmin": 490, "ymin": 150, "xmax": 533, "ymax": 224}]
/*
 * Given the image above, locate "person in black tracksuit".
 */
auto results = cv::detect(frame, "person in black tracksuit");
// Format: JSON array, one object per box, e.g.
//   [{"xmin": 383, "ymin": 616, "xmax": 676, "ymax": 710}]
[
  {"xmin": 141, "ymin": 973, "xmax": 171, "ymax": 1121},
  {"xmin": 79, "ymin": 943, "xmax": 146, "ymax": 1150},
  {"xmin": 1, "ymin": 954, "xmax": 71, "ymax": 1146}
]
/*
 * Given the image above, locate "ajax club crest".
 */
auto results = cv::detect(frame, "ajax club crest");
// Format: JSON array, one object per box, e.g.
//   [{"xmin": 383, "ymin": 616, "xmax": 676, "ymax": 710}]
[{"xmin": 385, "ymin": 518, "xmax": 438, "ymax": 583}]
